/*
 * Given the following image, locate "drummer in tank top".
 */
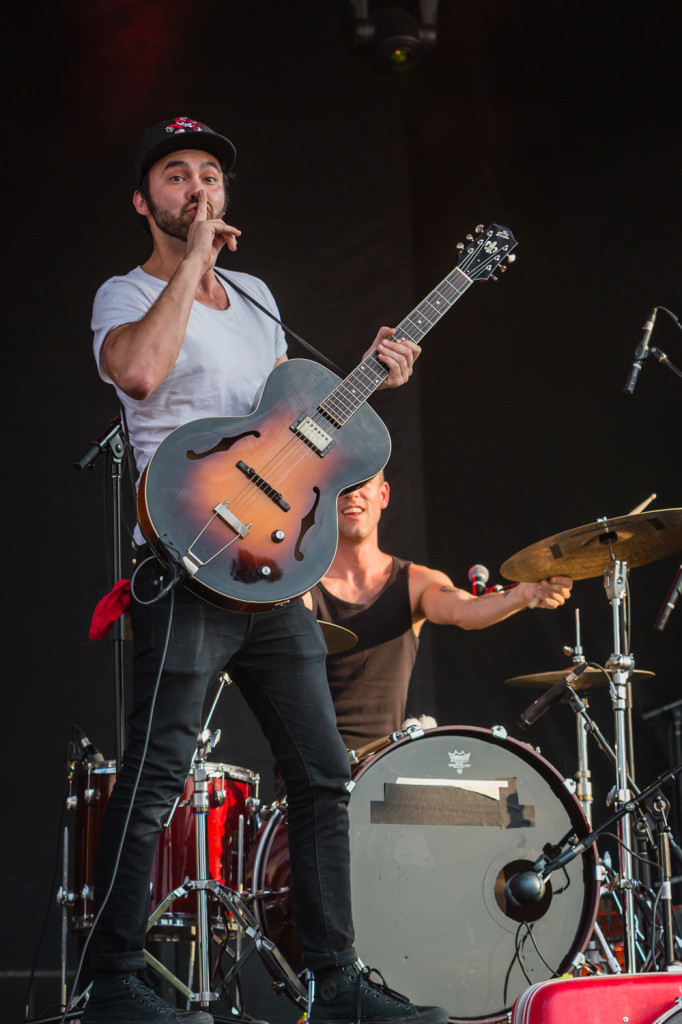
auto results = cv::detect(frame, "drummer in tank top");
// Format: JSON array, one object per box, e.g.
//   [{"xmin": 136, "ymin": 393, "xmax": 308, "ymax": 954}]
[{"xmin": 306, "ymin": 472, "xmax": 574, "ymax": 751}]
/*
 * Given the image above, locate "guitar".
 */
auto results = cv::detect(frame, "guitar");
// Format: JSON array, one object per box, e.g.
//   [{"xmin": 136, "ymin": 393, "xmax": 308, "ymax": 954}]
[{"xmin": 138, "ymin": 223, "xmax": 517, "ymax": 612}]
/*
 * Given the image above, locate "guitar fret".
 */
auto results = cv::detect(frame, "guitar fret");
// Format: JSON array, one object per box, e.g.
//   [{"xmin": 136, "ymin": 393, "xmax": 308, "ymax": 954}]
[{"xmin": 315, "ymin": 233, "xmax": 516, "ymax": 426}]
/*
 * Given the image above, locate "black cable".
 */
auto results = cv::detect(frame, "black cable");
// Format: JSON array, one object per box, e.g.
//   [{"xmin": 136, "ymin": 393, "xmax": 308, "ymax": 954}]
[
  {"xmin": 657, "ymin": 306, "xmax": 682, "ymax": 333},
  {"xmin": 57, "ymin": 584, "xmax": 176, "ymax": 1024},
  {"xmin": 646, "ymin": 884, "xmax": 664, "ymax": 972},
  {"xmin": 601, "ymin": 831, "xmax": 662, "ymax": 871},
  {"xmin": 521, "ymin": 922, "xmax": 557, "ymax": 976}
]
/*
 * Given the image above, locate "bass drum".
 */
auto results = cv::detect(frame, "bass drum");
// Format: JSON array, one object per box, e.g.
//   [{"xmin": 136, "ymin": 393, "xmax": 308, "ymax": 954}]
[{"xmin": 247, "ymin": 726, "xmax": 599, "ymax": 1023}]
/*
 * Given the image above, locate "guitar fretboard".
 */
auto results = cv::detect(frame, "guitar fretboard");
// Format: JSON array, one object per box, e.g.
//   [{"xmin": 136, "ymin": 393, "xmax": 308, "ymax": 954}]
[{"xmin": 319, "ymin": 266, "xmax": 472, "ymax": 427}]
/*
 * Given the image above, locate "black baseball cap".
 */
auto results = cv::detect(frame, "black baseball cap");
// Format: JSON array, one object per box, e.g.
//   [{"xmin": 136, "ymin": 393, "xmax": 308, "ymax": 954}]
[{"xmin": 134, "ymin": 116, "xmax": 237, "ymax": 186}]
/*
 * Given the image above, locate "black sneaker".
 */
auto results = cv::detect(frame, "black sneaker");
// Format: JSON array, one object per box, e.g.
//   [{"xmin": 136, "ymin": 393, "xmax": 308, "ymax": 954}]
[
  {"xmin": 309, "ymin": 962, "xmax": 449, "ymax": 1024},
  {"xmin": 82, "ymin": 971, "xmax": 214, "ymax": 1023}
]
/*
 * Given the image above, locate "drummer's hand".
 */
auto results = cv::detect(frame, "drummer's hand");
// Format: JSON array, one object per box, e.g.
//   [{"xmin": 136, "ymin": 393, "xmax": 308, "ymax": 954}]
[
  {"xmin": 519, "ymin": 576, "xmax": 573, "ymax": 609},
  {"xmin": 364, "ymin": 327, "xmax": 421, "ymax": 389}
]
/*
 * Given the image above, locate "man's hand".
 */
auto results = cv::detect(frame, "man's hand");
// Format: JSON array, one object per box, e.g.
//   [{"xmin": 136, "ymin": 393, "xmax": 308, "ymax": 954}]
[
  {"xmin": 365, "ymin": 326, "xmax": 421, "ymax": 389},
  {"xmin": 519, "ymin": 576, "xmax": 573, "ymax": 610},
  {"xmin": 185, "ymin": 190, "xmax": 241, "ymax": 273}
]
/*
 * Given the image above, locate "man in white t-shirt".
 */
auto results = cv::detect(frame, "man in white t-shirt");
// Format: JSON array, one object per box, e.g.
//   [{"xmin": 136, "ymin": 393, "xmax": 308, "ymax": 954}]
[{"xmin": 84, "ymin": 116, "xmax": 441, "ymax": 1024}]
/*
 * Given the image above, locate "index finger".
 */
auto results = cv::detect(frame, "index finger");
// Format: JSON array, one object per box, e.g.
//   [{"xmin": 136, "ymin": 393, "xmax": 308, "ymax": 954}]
[{"xmin": 195, "ymin": 189, "xmax": 209, "ymax": 221}]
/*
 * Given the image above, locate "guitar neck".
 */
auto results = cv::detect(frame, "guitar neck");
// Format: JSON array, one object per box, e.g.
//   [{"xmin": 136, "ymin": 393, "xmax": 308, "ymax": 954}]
[{"xmin": 318, "ymin": 265, "xmax": 473, "ymax": 427}]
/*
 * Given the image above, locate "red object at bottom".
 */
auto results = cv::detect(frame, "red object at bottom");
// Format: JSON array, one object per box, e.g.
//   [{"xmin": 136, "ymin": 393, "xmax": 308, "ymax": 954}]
[{"xmin": 512, "ymin": 973, "xmax": 682, "ymax": 1024}]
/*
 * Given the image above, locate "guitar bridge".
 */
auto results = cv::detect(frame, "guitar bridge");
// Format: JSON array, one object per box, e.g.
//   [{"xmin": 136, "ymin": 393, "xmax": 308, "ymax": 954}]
[{"xmin": 236, "ymin": 462, "xmax": 291, "ymax": 511}]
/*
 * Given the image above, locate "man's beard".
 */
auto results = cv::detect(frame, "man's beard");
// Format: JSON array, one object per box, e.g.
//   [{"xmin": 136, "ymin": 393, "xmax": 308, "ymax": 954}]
[{"xmin": 147, "ymin": 195, "xmax": 226, "ymax": 242}]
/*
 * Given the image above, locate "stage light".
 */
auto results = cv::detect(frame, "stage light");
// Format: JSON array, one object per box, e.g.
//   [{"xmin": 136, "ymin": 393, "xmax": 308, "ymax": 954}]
[{"xmin": 349, "ymin": 1, "xmax": 439, "ymax": 73}]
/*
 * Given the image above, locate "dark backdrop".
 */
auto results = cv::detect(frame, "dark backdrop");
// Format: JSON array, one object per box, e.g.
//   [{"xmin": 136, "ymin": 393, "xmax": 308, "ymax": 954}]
[{"xmin": 4, "ymin": 2, "xmax": 680, "ymax": 1019}]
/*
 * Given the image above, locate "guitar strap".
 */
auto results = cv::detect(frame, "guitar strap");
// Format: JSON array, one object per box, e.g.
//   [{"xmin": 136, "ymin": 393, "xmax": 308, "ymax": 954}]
[
  {"xmin": 117, "ymin": 270, "xmax": 344, "ymax": 492},
  {"xmin": 213, "ymin": 267, "xmax": 344, "ymax": 375}
]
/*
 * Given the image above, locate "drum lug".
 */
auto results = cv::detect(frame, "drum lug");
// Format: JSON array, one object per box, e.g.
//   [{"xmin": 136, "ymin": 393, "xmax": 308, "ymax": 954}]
[
  {"xmin": 212, "ymin": 787, "xmax": 227, "ymax": 807},
  {"xmin": 491, "ymin": 724, "xmax": 508, "ymax": 740},
  {"xmin": 84, "ymin": 788, "xmax": 99, "ymax": 805},
  {"xmin": 563, "ymin": 777, "xmax": 578, "ymax": 795},
  {"xmin": 65, "ymin": 795, "xmax": 77, "ymax": 811},
  {"xmin": 246, "ymin": 796, "xmax": 261, "ymax": 817},
  {"xmin": 56, "ymin": 886, "xmax": 76, "ymax": 907}
]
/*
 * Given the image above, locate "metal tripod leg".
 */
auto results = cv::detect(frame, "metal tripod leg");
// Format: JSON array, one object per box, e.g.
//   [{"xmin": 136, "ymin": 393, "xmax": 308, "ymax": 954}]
[{"xmin": 144, "ymin": 880, "xmax": 308, "ymax": 1010}]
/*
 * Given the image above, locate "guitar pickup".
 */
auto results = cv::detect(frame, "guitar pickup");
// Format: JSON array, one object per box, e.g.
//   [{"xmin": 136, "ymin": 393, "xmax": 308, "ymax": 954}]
[
  {"xmin": 236, "ymin": 461, "xmax": 291, "ymax": 511},
  {"xmin": 214, "ymin": 501, "xmax": 251, "ymax": 538},
  {"xmin": 290, "ymin": 414, "xmax": 335, "ymax": 456}
]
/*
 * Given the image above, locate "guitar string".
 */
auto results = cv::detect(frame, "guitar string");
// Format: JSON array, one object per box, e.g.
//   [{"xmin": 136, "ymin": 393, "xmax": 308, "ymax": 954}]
[{"xmin": 186, "ymin": 268, "xmax": 476, "ymax": 553}]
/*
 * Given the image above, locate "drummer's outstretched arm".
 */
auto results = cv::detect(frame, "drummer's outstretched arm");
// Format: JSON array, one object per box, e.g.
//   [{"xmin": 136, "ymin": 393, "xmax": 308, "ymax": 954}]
[{"xmin": 413, "ymin": 565, "xmax": 572, "ymax": 630}]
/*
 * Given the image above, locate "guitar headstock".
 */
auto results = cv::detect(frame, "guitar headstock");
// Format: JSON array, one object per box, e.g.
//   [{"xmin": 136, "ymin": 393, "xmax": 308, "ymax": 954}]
[{"xmin": 457, "ymin": 223, "xmax": 518, "ymax": 282}]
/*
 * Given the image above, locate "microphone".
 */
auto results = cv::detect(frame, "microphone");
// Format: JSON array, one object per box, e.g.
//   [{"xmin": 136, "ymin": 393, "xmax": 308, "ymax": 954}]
[
  {"xmin": 623, "ymin": 308, "xmax": 657, "ymax": 394},
  {"xmin": 468, "ymin": 564, "xmax": 489, "ymax": 597},
  {"xmin": 72, "ymin": 724, "xmax": 105, "ymax": 763},
  {"xmin": 516, "ymin": 662, "xmax": 589, "ymax": 730},
  {"xmin": 504, "ymin": 869, "xmax": 546, "ymax": 907},
  {"xmin": 504, "ymin": 841, "xmax": 587, "ymax": 907},
  {"xmin": 654, "ymin": 565, "xmax": 682, "ymax": 632}
]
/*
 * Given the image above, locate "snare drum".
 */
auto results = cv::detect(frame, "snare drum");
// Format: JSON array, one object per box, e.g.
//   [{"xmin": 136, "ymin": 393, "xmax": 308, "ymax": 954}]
[
  {"xmin": 246, "ymin": 726, "xmax": 599, "ymax": 1023},
  {"xmin": 70, "ymin": 760, "xmax": 259, "ymax": 935}
]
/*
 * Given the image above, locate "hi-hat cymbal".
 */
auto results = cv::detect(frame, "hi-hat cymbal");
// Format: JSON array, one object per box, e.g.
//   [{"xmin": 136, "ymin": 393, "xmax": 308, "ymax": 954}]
[
  {"xmin": 503, "ymin": 667, "xmax": 655, "ymax": 691},
  {"xmin": 318, "ymin": 620, "xmax": 358, "ymax": 654},
  {"xmin": 501, "ymin": 508, "xmax": 682, "ymax": 582}
]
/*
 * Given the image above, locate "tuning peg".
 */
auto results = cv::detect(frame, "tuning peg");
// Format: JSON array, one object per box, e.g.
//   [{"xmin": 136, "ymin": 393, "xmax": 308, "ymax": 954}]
[
  {"xmin": 491, "ymin": 275, "xmax": 499, "ymax": 282},
  {"xmin": 466, "ymin": 233, "xmax": 474, "ymax": 242},
  {"xmin": 456, "ymin": 242, "xmax": 465, "ymax": 251},
  {"xmin": 506, "ymin": 253, "xmax": 516, "ymax": 263},
  {"xmin": 499, "ymin": 265, "xmax": 507, "ymax": 273},
  {"xmin": 474, "ymin": 224, "xmax": 484, "ymax": 234}
]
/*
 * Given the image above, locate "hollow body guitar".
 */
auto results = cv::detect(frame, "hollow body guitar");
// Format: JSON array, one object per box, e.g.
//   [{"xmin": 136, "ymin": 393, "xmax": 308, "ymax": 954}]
[{"xmin": 138, "ymin": 223, "xmax": 517, "ymax": 612}]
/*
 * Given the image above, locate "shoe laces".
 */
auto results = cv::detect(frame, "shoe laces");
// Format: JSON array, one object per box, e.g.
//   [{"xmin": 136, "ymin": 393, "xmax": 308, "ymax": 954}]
[
  {"xmin": 123, "ymin": 972, "xmax": 175, "ymax": 1013},
  {"xmin": 355, "ymin": 965, "xmax": 409, "ymax": 1020}
]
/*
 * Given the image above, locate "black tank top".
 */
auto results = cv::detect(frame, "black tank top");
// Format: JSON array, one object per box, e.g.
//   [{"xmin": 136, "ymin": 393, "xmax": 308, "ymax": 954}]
[{"xmin": 310, "ymin": 557, "xmax": 418, "ymax": 749}]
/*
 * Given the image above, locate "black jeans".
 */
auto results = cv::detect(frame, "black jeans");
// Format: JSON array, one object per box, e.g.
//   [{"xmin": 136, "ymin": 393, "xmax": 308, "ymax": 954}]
[{"xmin": 91, "ymin": 551, "xmax": 356, "ymax": 973}]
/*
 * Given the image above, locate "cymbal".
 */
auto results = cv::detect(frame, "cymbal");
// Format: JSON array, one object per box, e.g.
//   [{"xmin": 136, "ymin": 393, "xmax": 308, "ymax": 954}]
[
  {"xmin": 503, "ymin": 667, "xmax": 656, "ymax": 691},
  {"xmin": 501, "ymin": 508, "xmax": 682, "ymax": 582},
  {"xmin": 318, "ymin": 620, "xmax": 358, "ymax": 654}
]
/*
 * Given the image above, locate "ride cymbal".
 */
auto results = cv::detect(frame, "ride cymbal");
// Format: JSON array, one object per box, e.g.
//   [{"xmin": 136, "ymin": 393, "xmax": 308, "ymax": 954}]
[
  {"xmin": 317, "ymin": 620, "xmax": 358, "ymax": 654},
  {"xmin": 501, "ymin": 509, "xmax": 682, "ymax": 581},
  {"xmin": 503, "ymin": 667, "xmax": 655, "ymax": 691}
]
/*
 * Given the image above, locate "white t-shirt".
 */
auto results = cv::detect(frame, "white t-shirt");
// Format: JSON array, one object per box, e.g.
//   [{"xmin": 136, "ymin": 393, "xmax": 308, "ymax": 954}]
[{"xmin": 92, "ymin": 266, "xmax": 287, "ymax": 481}]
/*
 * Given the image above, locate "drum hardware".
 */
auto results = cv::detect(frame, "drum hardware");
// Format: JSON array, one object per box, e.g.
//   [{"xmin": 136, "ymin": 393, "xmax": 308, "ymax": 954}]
[
  {"xmin": 142, "ymin": 727, "xmax": 308, "ymax": 1014},
  {"xmin": 247, "ymin": 725, "xmax": 602, "ymax": 1022},
  {"xmin": 348, "ymin": 721, "xmax": 425, "ymax": 766},
  {"xmin": 501, "ymin": 506, "xmax": 682, "ymax": 974}
]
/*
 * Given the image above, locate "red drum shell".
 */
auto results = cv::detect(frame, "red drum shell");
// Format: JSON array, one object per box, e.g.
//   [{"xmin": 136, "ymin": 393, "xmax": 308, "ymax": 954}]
[
  {"xmin": 246, "ymin": 726, "xmax": 599, "ymax": 1023},
  {"xmin": 70, "ymin": 760, "xmax": 257, "ymax": 934}
]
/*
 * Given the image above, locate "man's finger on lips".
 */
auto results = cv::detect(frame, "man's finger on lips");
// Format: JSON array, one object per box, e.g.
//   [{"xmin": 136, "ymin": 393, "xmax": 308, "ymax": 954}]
[{"xmin": 195, "ymin": 190, "xmax": 208, "ymax": 219}]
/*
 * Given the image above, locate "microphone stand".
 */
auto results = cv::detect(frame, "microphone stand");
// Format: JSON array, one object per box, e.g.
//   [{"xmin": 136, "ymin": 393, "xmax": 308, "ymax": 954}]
[
  {"xmin": 528, "ymin": 764, "xmax": 682, "ymax": 968},
  {"xmin": 649, "ymin": 345, "xmax": 682, "ymax": 383},
  {"xmin": 642, "ymin": 698, "xmax": 682, "ymax": 887},
  {"xmin": 74, "ymin": 415, "xmax": 127, "ymax": 768}
]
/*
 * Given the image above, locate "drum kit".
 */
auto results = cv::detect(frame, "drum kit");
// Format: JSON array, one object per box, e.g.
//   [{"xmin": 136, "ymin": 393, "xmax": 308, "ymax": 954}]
[{"xmin": 56, "ymin": 505, "xmax": 682, "ymax": 1024}]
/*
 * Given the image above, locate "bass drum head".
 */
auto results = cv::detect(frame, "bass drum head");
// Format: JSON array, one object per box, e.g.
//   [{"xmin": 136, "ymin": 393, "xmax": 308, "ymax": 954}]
[{"xmin": 348, "ymin": 726, "xmax": 599, "ymax": 1023}]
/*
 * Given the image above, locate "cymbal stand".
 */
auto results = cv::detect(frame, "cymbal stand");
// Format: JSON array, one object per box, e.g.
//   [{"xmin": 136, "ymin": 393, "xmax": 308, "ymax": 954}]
[
  {"xmin": 143, "ymin": 728, "xmax": 308, "ymax": 1015},
  {"xmin": 562, "ymin": 682, "xmax": 650, "ymax": 968},
  {"xmin": 603, "ymin": 556, "xmax": 638, "ymax": 972},
  {"xmin": 563, "ymin": 609, "xmax": 594, "ymax": 825}
]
